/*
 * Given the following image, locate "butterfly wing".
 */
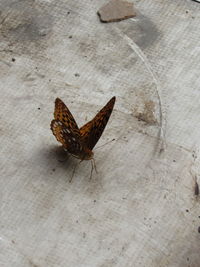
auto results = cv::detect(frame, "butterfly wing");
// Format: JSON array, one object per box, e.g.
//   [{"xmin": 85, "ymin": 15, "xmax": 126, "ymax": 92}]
[
  {"xmin": 51, "ymin": 98, "xmax": 83, "ymax": 156},
  {"xmin": 51, "ymin": 120, "xmax": 83, "ymax": 156},
  {"xmin": 54, "ymin": 98, "xmax": 79, "ymax": 133},
  {"xmin": 80, "ymin": 96, "xmax": 115, "ymax": 150}
]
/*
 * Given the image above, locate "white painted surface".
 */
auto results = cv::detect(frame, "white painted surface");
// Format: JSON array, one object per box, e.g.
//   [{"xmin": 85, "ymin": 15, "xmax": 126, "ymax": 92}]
[{"xmin": 0, "ymin": 0, "xmax": 200, "ymax": 266}]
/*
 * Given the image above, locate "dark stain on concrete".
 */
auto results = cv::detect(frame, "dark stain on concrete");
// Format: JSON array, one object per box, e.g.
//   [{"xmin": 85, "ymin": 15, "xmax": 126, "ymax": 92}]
[
  {"xmin": 134, "ymin": 100, "xmax": 157, "ymax": 125},
  {"xmin": 0, "ymin": 0, "xmax": 53, "ymax": 56},
  {"xmin": 118, "ymin": 12, "xmax": 161, "ymax": 49}
]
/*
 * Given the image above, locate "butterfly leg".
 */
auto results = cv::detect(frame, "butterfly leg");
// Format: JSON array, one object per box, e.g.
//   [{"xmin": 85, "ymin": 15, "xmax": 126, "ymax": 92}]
[
  {"xmin": 89, "ymin": 160, "xmax": 94, "ymax": 180},
  {"xmin": 58, "ymin": 152, "xmax": 71, "ymax": 163},
  {"xmin": 69, "ymin": 160, "xmax": 82, "ymax": 183},
  {"xmin": 58, "ymin": 155, "xmax": 69, "ymax": 163},
  {"xmin": 92, "ymin": 158, "xmax": 98, "ymax": 174}
]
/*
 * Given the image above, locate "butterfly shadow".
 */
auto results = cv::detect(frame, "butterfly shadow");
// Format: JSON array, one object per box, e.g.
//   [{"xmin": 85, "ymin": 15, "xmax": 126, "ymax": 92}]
[
  {"xmin": 41, "ymin": 145, "xmax": 74, "ymax": 177},
  {"xmin": 42, "ymin": 144, "xmax": 99, "ymax": 183}
]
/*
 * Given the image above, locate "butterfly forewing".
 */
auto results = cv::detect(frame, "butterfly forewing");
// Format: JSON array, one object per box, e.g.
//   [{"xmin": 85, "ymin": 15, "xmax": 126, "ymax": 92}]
[
  {"xmin": 80, "ymin": 96, "xmax": 116, "ymax": 150},
  {"xmin": 54, "ymin": 98, "xmax": 80, "ymax": 134},
  {"xmin": 51, "ymin": 119, "xmax": 83, "ymax": 155}
]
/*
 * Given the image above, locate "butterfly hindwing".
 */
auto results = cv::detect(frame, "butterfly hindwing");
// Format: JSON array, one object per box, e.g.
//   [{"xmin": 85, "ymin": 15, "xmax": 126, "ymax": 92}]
[
  {"xmin": 51, "ymin": 119, "xmax": 83, "ymax": 155},
  {"xmin": 80, "ymin": 96, "xmax": 115, "ymax": 150}
]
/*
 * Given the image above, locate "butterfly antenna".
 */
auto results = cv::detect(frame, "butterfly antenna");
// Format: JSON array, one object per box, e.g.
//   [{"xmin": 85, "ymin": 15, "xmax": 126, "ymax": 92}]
[
  {"xmin": 69, "ymin": 159, "xmax": 83, "ymax": 183},
  {"xmin": 95, "ymin": 138, "xmax": 116, "ymax": 150}
]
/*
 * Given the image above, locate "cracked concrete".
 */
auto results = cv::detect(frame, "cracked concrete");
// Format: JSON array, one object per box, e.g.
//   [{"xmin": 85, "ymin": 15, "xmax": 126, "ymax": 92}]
[{"xmin": 0, "ymin": 0, "xmax": 200, "ymax": 266}]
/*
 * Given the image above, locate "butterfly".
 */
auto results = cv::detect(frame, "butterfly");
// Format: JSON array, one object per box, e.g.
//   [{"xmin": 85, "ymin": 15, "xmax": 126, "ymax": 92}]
[{"xmin": 50, "ymin": 96, "xmax": 116, "ymax": 181}]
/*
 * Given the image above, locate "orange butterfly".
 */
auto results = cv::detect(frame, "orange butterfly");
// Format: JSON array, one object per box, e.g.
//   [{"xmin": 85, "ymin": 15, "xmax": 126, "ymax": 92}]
[{"xmin": 51, "ymin": 96, "xmax": 116, "ymax": 181}]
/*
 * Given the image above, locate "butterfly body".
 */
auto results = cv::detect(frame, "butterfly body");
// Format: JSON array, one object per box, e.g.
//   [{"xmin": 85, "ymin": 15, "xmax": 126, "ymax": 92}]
[
  {"xmin": 51, "ymin": 96, "xmax": 115, "ymax": 162},
  {"xmin": 64, "ymin": 145, "xmax": 94, "ymax": 161}
]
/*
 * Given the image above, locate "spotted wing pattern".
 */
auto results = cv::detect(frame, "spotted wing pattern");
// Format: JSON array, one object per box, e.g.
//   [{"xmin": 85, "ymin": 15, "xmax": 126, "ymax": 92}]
[
  {"xmin": 54, "ymin": 98, "xmax": 79, "ymax": 134},
  {"xmin": 51, "ymin": 119, "xmax": 83, "ymax": 156},
  {"xmin": 80, "ymin": 96, "xmax": 116, "ymax": 150}
]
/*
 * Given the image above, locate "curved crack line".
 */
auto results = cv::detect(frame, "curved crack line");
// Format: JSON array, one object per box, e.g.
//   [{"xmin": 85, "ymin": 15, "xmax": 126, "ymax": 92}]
[{"xmin": 115, "ymin": 28, "xmax": 166, "ymax": 152}]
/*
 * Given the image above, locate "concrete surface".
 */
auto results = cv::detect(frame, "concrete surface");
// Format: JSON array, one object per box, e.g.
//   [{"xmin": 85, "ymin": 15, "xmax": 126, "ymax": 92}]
[{"xmin": 0, "ymin": 0, "xmax": 200, "ymax": 266}]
